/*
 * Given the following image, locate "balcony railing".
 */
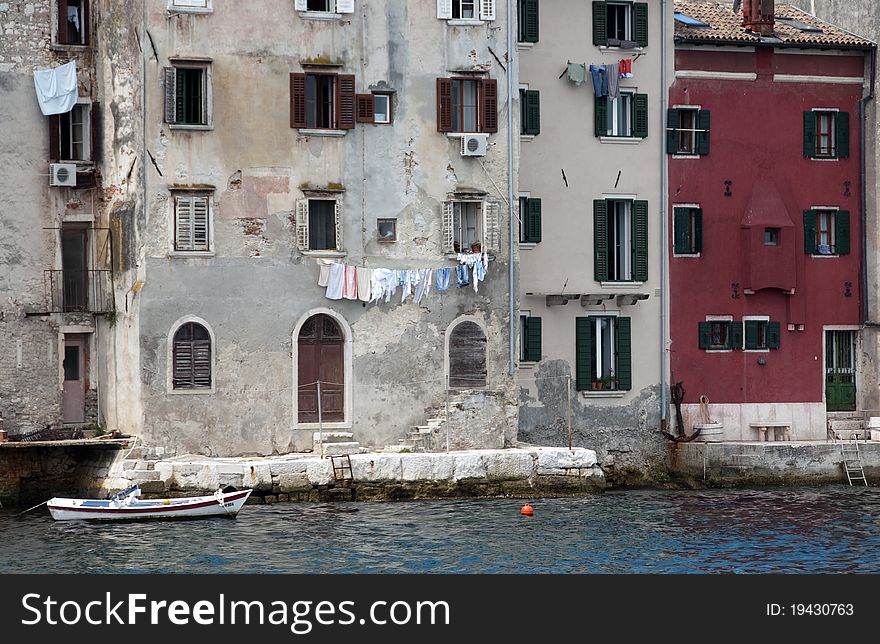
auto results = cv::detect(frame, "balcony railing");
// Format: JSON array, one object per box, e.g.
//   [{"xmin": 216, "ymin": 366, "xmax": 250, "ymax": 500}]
[{"xmin": 44, "ymin": 269, "xmax": 113, "ymax": 314}]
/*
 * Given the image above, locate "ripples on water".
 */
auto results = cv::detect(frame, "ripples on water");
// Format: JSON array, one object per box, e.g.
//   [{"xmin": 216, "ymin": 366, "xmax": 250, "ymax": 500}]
[{"xmin": 1, "ymin": 487, "xmax": 878, "ymax": 573}]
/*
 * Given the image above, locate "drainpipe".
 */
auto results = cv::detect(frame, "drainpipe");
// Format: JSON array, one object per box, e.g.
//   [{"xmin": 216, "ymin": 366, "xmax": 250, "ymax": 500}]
[
  {"xmin": 860, "ymin": 47, "xmax": 875, "ymax": 325},
  {"xmin": 659, "ymin": 0, "xmax": 669, "ymax": 427},
  {"xmin": 507, "ymin": 0, "xmax": 516, "ymax": 376}
]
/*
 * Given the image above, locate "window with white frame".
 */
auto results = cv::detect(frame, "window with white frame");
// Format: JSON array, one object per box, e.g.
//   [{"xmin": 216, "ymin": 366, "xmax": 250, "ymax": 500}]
[
  {"xmin": 676, "ymin": 108, "xmax": 698, "ymax": 154},
  {"xmin": 606, "ymin": 2, "xmax": 630, "ymax": 41},
  {"xmin": 373, "ymin": 94, "xmax": 391, "ymax": 124},
  {"xmin": 441, "ymin": 199, "xmax": 501, "ymax": 255},
  {"xmin": 53, "ymin": 103, "xmax": 91, "ymax": 162},
  {"xmin": 607, "ymin": 91, "xmax": 633, "ymax": 137},
  {"xmin": 437, "ymin": 0, "xmax": 496, "ymax": 21},
  {"xmin": 296, "ymin": 198, "xmax": 343, "ymax": 253},
  {"xmin": 169, "ymin": 0, "xmax": 211, "ymax": 11},
  {"xmin": 294, "ymin": 0, "xmax": 355, "ymax": 14},
  {"xmin": 817, "ymin": 211, "xmax": 836, "ymax": 253},
  {"xmin": 607, "ymin": 200, "xmax": 631, "ymax": 280},
  {"xmin": 574, "ymin": 315, "xmax": 632, "ymax": 392},
  {"xmin": 164, "ymin": 61, "xmax": 211, "ymax": 127},
  {"xmin": 173, "ymin": 193, "xmax": 211, "ymax": 252}
]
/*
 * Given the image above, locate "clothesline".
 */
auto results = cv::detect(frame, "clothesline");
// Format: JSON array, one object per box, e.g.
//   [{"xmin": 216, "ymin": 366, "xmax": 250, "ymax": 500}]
[
  {"xmin": 318, "ymin": 251, "xmax": 490, "ymax": 304},
  {"xmin": 563, "ymin": 60, "xmax": 634, "ymax": 99}
]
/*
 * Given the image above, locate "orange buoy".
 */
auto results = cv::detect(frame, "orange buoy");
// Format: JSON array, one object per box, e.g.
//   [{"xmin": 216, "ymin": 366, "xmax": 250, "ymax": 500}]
[{"xmin": 520, "ymin": 503, "xmax": 534, "ymax": 516}]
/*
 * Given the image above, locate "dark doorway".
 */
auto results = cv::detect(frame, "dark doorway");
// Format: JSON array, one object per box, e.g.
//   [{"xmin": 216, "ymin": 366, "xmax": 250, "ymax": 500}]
[
  {"xmin": 448, "ymin": 321, "xmax": 487, "ymax": 388},
  {"xmin": 61, "ymin": 228, "xmax": 88, "ymax": 312},
  {"xmin": 298, "ymin": 314, "xmax": 345, "ymax": 423}
]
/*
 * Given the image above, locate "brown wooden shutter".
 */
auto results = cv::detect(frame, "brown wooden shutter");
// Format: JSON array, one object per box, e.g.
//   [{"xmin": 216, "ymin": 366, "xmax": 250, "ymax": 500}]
[
  {"xmin": 90, "ymin": 102, "xmax": 101, "ymax": 163},
  {"xmin": 437, "ymin": 78, "xmax": 453, "ymax": 132},
  {"xmin": 356, "ymin": 94, "xmax": 374, "ymax": 123},
  {"xmin": 173, "ymin": 340, "xmax": 193, "ymax": 388},
  {"xmin": 57, "ymin": 0, "xmax": 69, "ymax": 45},
  {"xmin": 48, "ymin": 114, "xmax": 61, "ymax": 161},
  {"xmin": 290, "ymin": 73, "xmax": 306, "ymax": 128},
  {"xmin": 336, "ymin": 74, "xmax": 356, "ymax": 129},
  {"xmin": 481, "ymin": 78, "xmax": 498, "ymax": 133},
  {"xmin": 193, "ymin": 340, "xmax": 212, "ymax": 387}
]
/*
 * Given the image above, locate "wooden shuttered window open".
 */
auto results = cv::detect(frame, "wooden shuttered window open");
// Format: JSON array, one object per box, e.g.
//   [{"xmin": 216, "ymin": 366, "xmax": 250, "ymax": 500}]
[
  {"xmin": 592, "ymin": 2, "xmax": 648, "ymax": 47},
  {"xmin": 836, "ymin": 112, "xmax": 850, "ymax": 159},
  {"xmin": 437, "ymin": 77, "xmax": 498, "ymax": 133},
  {"xmin": 576, "ymin": 316, "xmax": 632, "ymax": 391},
  {"xmin": 804, "ymin": 111, "xmax": 850, "ymax": 159},
  {"xmin": 482, "ymin": 79, "xmax": 498, "ymax": 133},
  {"xmin": 290, "ymin": 73, "xmax": 355, "ymax": 130},
  {"xmin": 522, "ymin": 89, "xmax": 540, "ymax": 135},
  {"xmin": 804, "ymin": 209, "xmax": 850, "ymax": 255},
  {"xmin": 575, "ymin": 317, "xmax": 594, "ymax": 391},
  {"xmin": 522, "ymin": 316, "xmax": 542, "ymax": 363},
  {"xmin": 593, "ymin": 199, "xmax": 609, "ymax": 282},
  {"xmin": 632, "ymin": 200, "xmax": 649, "ymax": 281},
  {"xmin": 836, "ymin": 210, "xmax": 851, "ymax": 255},
  {"xmin": 520, "ymin": 0, "xmax": 539, "ymax": 43},
  {"xmin": 632, "ymin": 93, "xmax": 648, "ymax": 138},
  {"xmin": 615, "ymin": 317, "xmax": 632, "ymax": 391},
  {"xmin": 356, "ymin": 94, "xmax": 374, "ymax": 123},
  {"xmin": 633, "ymin": 2, "xmax": 648, "ymax": 47},
  {"xmin": 673, "ymin": 207, "xmax": 702, "ymax": 255},
  {"xmin": 337, "ymin": 74, "xmax": 356, "ymax": 130},
  {"xmin": 173, "ymin": 322, "xmax": 212, "ymax": 389},
  {"xmin": 525, "ymin": 198, "xmax": 542, "ymax": 243},
  {"xmin": 295, "ymin": 200, "xmax": 343, "ymax": 252},
  {"xmin": 595, "ymin": 199, "xmax": 648, "ymax": 281},
  {"xmin": 175, "ymin": 195, "xmax": 210, "ymax": 252}
]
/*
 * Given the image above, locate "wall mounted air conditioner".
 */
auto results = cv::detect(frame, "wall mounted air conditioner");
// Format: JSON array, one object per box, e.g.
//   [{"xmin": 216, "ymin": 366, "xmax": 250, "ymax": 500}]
[
  {"xmin": 460, "ymin": 134, "xmax": 488, "ymax": 157},
  {"xmin": 49, "ymin": 163, "xmax": 77, "ymax": 187}
]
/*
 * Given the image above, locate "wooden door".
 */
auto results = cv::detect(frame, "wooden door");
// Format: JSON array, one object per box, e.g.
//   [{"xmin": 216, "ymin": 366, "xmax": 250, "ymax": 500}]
[
  {"xmin": 449, "ymin": 321, "xmax": 487, "ymax": 388},
  {"xmin": 62, "ymin": 335, "xmax": 86, "ymax": 423},
  {"xmin": 826, "ymin": 330, "xmax": 856, "ymax": 411},
  {"xmin": 298, "ymin": 314, "xmax": 345, "ymax": 423}
]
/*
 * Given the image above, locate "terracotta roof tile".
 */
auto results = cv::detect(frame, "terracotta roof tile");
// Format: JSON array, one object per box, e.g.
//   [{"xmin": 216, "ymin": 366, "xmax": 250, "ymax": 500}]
[{"xmin": 674, "ymin": 1, "xmax": 874, "ymax": 48}]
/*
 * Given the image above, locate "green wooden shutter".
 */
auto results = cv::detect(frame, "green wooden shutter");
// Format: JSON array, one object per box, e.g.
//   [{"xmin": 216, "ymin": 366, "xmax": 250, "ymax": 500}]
[
  {"xmin": 666, "ymin": 108, "xmax": 679, "ymax": 154},
  {"xmin": 524, "ymin": 316, "xmax": 542, "ymax": 362},
  {"xmin": 594, "ymin": 200, "xmax": 609, "ymax": 282},
  {"xmin": 836, "ymin": 111, "xmax": 850, "ymax": 159},
  {"xmin": 527, "ymin": 198, "xmax": 542, "ymax": 243},
  {"xmin": 595, "ymin": 94, "xmax": 608, "ymax": 137},
  {"xmin": 803, "ymin": 111, "xmax": 816, "ymax": 158},
  {"xmin": 523, "ymin": 0, "xmax": 539, "ymax": 43},
  {"xmin": 632, "ymin": 200, "xmax": 649, "ymax": 281},
  {"xmin": 673, "ymin": 207, "xmax": 691, "ymax": 254},
  {"xmin": 693, "ymin": 209, "xmax": 703, "ymax": 253},
  {"xmin": 592, "ymin": 1, "xmax": 607, "ymax": 46},
  {"xmin": 698, "ymin": 322, "xmax": 711, "ymax": 350},
  {"xmin": 632, "ymin": 93, "xmax": 648, "ymax": 138},
  {"xmin": 744, "ymin": 321, "xmax": 760, "ymax": 350},
  {"xmin": 697, "ymin": 110, "xmax": 710, "ymax": 155},
  {"xmin": 728, "ymin": 321, "xmax": 743, "ymax": 350},
  {"xmin": 615, "ymin": 317, "xmax": 632, "ymax": 391},
  {"xmin": 767, "ymin": 322, "xmax": 781, "ymax": 350},
  {"xmin": 835, "ymin": 210, "xmax": 850, "ymax": 255},
  {"xmin": 803, "ymin": 210, "xmax": 817, "ymax": 254},
  {"xmin": 633, "ymin": 3, "xmax": 649, "ymax": 47},
  {"xmin": 575, "ymin": 317, "xmax": 594, "ymax": 391},
  {"xmin": 524, "ymin": 89, "xmax": 540, "ymax": 135}
]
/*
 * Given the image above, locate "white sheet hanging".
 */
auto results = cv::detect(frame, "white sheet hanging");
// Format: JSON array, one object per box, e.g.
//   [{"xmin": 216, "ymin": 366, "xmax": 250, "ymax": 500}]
[{"xmin": 33, "ymin": 60, "xmax": 78, "ymax": 116}]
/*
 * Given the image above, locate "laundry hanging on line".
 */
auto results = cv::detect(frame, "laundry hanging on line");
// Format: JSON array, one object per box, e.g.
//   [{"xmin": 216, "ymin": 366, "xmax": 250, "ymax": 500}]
[{"xmin": 33, "ymin": 60, "xmax": 78, "ymax": 116}]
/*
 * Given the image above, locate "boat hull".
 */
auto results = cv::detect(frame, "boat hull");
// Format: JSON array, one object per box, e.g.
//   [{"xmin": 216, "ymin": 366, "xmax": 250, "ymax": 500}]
[{"xmin": 47, "ymin": 489, "xmax": 252, "ymax": 521}]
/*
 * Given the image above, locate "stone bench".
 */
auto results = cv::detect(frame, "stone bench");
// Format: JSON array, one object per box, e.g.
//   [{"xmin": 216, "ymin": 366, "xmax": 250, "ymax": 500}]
[{"xmin": 749, "ymin": 422, "xmax": 792, "ymax": 442}]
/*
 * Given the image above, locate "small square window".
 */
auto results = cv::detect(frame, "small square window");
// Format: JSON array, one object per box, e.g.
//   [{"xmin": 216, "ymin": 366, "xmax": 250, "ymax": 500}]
[
  {"xmin": 165, "ymin": 62, "xmax": 211, "ymax": 127},
  {"xmin": 764, "ymin": 228, "xmax": 780, "ymax": 246},
  {"xmin": 308, "ymin": 199, "xmax": 337, "ymax": 250},
  {"xmin": 373, "ymin": 94, "xmax": 391, "ymax": 124},
  {"xmin": 377, "ymin": 218, "xmax": 396, "ymax": 242},
  {"xmin": 57, "ymin": 0, "xmax": 88, "ymax": 46}
]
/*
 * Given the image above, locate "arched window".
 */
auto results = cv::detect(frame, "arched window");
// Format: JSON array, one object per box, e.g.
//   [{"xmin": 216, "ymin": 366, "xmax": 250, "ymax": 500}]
[
  {"xmin": 172, "ymin": 322, "xmax": 212, "ymax": 389},
  {"xmin": 448, "ymin": 320, "xmax": 487, "ymax": 388}
]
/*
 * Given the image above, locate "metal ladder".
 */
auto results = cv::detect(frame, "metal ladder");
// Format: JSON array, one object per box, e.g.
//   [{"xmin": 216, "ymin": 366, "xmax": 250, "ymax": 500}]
[
  {"xmin": 330, "ymin": 454, "xmax": 354, "ymax": 484},
  {"xmin": 840, "ymin": 435, "xmax": 868, "ymax": 486}
]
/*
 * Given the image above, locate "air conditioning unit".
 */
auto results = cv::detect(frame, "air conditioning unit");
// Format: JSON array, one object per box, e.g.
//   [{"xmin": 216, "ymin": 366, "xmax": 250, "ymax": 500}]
[
  {"xmin": 49, "ymin": 163, "xmax": 77, "ymax": 187},
  {"xmin": 460, "ymin": 134, "xmax": 488, "ymax": 157}
]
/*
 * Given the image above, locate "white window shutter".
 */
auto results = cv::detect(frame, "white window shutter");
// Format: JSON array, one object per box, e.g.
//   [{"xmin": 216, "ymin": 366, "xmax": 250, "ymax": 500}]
[
  {"xmin": 163, "ymin": 67, "xmax": 177, "ymax": 124},
  {"xmin": 441, "ymin": 201, "xmax": 455, "ymax": 253},
  {"xmin": 192, "ymin": 196, "xmax": 209, "ymax": 251},
  {"xmin": 296, "ymin": 199, "xmax": 310, "ymax": 251},
  {"xmin": 334, "ymin": 200, "xmax": 343, "ymax": 251},
  {"xmin": 175, "ymin": 197, "xmax": 193, "ymax": 250},
  {"xmin": 483, "ymin": 200, "xmax": 501, "ymax": 254},
  {"xmin": 336, "ymin": 0, "xmax": 354, "ymax": 13},
  {"xmin": 437, "ymin": 0, "xmax": 452, "ymax": 20},
  {"xmin": 480, "ymin": 0, "xmax": 496, "ymax": 21},
  {"xmin": 294, "ymin": 0, "xmax": 307, "ymax": 11}
]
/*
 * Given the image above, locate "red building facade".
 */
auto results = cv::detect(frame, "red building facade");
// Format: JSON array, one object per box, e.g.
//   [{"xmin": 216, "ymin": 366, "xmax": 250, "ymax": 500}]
[{"xmin": 669, "ymin": 1, "xmax": 874, "ymax": 440}]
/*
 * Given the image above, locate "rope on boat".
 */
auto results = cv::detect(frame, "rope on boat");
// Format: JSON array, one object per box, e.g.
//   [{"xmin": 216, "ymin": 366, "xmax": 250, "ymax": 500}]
[{"xmin": 16, "ymin": 500, "xmax": 48, "ymax": 516}]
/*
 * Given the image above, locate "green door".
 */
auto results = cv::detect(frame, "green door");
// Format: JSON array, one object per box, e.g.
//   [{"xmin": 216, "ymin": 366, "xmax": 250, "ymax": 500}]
[{"xmin": 826, "ymin": 330, "xmax": 856, "ymax": 411}]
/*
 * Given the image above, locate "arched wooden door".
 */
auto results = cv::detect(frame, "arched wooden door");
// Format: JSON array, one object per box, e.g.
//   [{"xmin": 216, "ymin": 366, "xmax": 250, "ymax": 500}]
[
  {"xmin": 448, "ymin": 321, "xmax": 487, "ymax": 388},
  {"xmin": 298, "ymin": 314, "xmax": 345, "ymax": 422}
]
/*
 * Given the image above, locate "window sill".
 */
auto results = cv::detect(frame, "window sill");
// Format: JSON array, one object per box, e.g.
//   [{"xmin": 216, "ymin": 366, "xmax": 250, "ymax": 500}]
[
  {"xmin": 167, "ymin": 388, "xmax": 216, "ymax": 396},
  {"xmin": 517, "ymin": 42, "xmax": 536, "ymax": 50},
  {"xmin": 672, "ymin": 153, "xmax": 701, "ymax": 159},
  {"xmin": 59, "ymin": 159, "xmax": 94, "ymax": 166},
  {"xmin": 599, "ymin": 136, "xmax": 642, "ymax": 145},
  {"xmin": 598, "ymin": 46, "xmax": 644, "ymax": 53},
  {"xmin": 744, "ymin": 348, "xmax": 771, "ymax": 353},
  {"xmin": 811, "ymin": 253, "xmax": 840, "ymax": 258},
  {"xmin": 581, "ymin": 390, "xmax": 628, "ymax": 398},
  {"xmin": 446, "ymin": 19, "xmax": 485, "ymax": 27},
  {"xmin": 50, "ymin": 44, "xmax": 89, "ymax": 52},
  {"xmin": 299, "ymin": 128, "xmax": 347, "ymax": 137},
  {"xmin": 518, "ymin": 362, "xmax": 536, "ymax": 370},
  {"xmin": 519, "ymin": 242, "xmax": 537, "ymax": 250},
  {"xmin": 673, "ymin": 252, "xmax": 700, "ymax": 258},
  {"xmin": 520, "ymin": 134, "xmax": 536, "ymax": 142},
  {"xmin": 297, "ymin": 11, "xmax": 342, "ymax": 21},
  {"xmin": 446, "ymin": 132, "xmax": 487, "ymax": 138},
  {"xmin": 296, "ymin": 421, "xmax": 352, "ymax": 430},
  {"xmin": 302, "ymin": 250, "xmax": 346, "ymax": 258},
  {"xmin": 705, "ymin": 349, "xmax": 734, "ymax": 353},
  {"xmin": 168, "ymin": 7, "xmax": 213, "ymax": 15},
  {"xmin": 810, "ymin": 156, "xmax": 840, "ymax": 162},
  {"xmin": 169, "ymin": 124, "xmax": 214, "ymax": 131},
  {"xmin": 168, "ymin": 251, "xmax": 215, "ymax": 258},
  {"xmin": 599, "ymin": 281, "xmax": 645, "ymax": 289}
]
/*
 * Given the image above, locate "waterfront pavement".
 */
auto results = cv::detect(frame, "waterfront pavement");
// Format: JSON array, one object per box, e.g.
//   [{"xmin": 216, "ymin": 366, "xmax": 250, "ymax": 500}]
[{"xmin": 109, "ymin": 445, "xmax": 607, "ymax": 502}]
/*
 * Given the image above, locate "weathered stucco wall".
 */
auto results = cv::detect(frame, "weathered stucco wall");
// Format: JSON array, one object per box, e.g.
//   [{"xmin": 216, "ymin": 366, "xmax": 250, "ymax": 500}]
[
  {"xmin": 118, "ymin": 1, "xmax": 518, "ymax": 456},
  {"xmin": 516, "ymin": 0, "xmax": 673, "ymax": 482}
]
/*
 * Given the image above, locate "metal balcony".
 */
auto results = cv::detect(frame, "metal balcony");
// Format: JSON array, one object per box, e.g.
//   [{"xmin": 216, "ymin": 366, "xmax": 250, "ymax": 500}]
[{"xmin": 43, "ymin": 269, "xmax": 113, "ymax": 314}]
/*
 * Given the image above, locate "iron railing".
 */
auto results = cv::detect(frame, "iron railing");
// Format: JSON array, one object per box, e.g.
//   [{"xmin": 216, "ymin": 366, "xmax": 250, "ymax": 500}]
[{"xmin": 44, "ymin": 269, "xmax": 113, "ymax": 314}]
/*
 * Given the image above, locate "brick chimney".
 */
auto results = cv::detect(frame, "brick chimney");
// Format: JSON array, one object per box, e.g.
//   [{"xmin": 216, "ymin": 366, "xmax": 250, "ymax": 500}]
[{"xmin": 741, "ymin": 0, "xmax": 775, "ymax": 36}]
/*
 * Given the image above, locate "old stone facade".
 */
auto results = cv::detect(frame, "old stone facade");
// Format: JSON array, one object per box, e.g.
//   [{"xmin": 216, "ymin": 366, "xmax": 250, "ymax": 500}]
[
  {"xmin": 0, "ymin": 0, "xmax": 108, "ymax": 435},
  {"xmin": 92, "ymin": 0, "xmax": 520, "ymax": 456}
]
